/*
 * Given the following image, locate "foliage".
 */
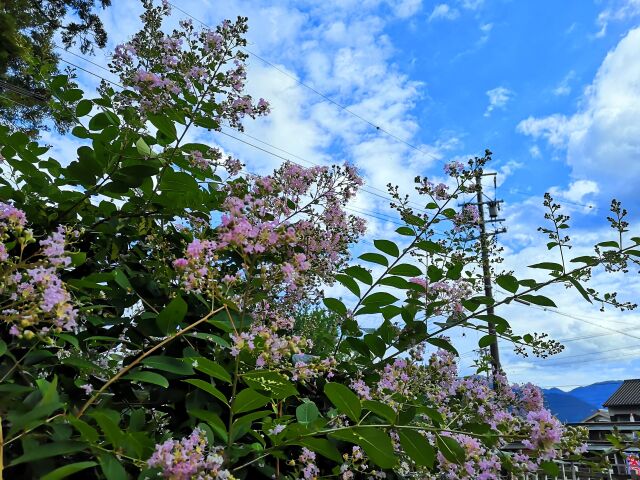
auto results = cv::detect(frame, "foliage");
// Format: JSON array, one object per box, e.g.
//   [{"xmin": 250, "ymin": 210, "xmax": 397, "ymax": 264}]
[
  {"xmin": 293, "ymin": 308, "xmax": 340, "ymax": 357},
  {"xmin": 1, "ymin": 3, "xmax": 639, "ymax": 478},
  {"xmin": 0, "ymin": 0, "xmax": 111, "ymax": 135}
]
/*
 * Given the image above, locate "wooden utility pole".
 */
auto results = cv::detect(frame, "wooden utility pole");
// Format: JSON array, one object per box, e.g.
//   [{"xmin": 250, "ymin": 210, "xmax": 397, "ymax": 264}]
[{"xmin": 475, "ymin": 171, "xmax": 502, "ymax": 378}]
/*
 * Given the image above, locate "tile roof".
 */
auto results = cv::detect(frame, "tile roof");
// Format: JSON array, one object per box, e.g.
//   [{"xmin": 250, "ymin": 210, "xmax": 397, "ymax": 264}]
[{"xmin": 603, "ymin": 379, "xmax": 640, "ymax": 407}]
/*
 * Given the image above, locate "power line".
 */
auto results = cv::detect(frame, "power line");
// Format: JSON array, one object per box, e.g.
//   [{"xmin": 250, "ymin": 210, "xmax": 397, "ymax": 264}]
[
  {"xmin": 165, "ymin": 1, "xmax": 440, "ymax": 163},
  {"xmin": 508, "ymin": 189, "xmax": 595, "ymax": 210}
]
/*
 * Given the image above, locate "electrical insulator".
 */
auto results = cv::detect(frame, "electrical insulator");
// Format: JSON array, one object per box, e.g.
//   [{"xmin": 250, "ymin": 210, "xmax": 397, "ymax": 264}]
[{"xmin": 488, "ymin": 201, "xmax": 499, "ymax": 219}]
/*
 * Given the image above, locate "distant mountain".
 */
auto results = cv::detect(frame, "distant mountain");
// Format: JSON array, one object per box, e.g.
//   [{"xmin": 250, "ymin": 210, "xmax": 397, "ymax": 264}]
[
  {"xmin": 569, "ymin": 381, "xmax": 622, "ymax": 408},
  {"xmin": 541, "ymin": 380, "xmax": 623, "ymax": 423}
]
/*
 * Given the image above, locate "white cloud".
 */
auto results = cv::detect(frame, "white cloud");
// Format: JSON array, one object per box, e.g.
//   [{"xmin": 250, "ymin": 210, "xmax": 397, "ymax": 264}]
[
  {"xmin": 484, "ymin": 86, "xmax": 513, "ymax": 117},
  {"xmin": 549, "ymin": 179, "xmax": 599, "ymax": 205},
  {"xmin": 517, "ymin": 27, "xmax": 640, "ymax": 201},
  {"xmin": 596, "ymin": 0, "xmax": 640, "ymax": 37},
  {"xmin": 529, "ymin": 145, "xmax": 541, "ymax": 158},
  {"xmin": 428, "ymin": 3, "xmax": 460, "ymax": 21},
  {"xmin": 387, "ymin": 0, "xmax": 423, "ymax": 18},
  {"xmin": 459, "ymin": 0, "xmax": 484, "ymax": 10},
  {"xmin": 553, "ymin": 70, "xmax": 576, "ymax": 96}
]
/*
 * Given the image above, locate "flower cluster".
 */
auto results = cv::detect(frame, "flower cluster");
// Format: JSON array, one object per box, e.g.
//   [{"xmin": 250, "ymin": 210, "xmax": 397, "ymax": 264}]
[
  {"xmin": 453, "ymin": 204, "xmax": 480, "ymax": 232},
  {"xmin": 174, "ymin": 162, "xmax": 365, "ymax": 311},
  {"xmin": 147, "ymin": 428, "xmax": 235, "ymax": 480},
  {"xmin": 107, "ymin": 2, "xmax": 269, "ymax": 128},
  {"xmin": 339, "ymin": 446, "xmax": 387, "ymax": 479},
  {"xmin": 409, "ymin": 277, "xmax": 473, "ymax": 317},
  {"xmin": 0, "ymin": 203, "xmax": 78, "ymax": 339},
  {"xmin": 341, "ymin": 347, "xmax": 579, "ymax": 478}
]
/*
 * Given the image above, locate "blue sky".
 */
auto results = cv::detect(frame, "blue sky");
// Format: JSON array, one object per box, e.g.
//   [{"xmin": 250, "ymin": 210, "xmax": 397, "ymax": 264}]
[{"xmin": 54, "ymin": 0, "xmax": 640, "ymax": 389}]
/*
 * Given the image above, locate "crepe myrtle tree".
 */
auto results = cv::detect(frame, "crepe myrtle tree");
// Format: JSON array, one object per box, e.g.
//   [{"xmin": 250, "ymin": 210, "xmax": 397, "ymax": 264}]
[{"xmin": 0, "ymin": 2, "xmax": 639, "ymax": 479}]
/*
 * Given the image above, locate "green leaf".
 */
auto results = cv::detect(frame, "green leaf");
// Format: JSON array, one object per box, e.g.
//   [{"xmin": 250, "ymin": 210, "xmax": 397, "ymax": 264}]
[
  {"xmin": 9, "ymin": 441, "xmax": 85, "ymax": 465},
  {"xmin": 242, "ymin": 371, "xmax": 298, "ymax": 399},
  {"xmin": 329, "ymin": 428, "xmax": 396, "ymax": 469},
  {"xmin": 0, "ymin": 339, "xmax": 8, "ymax": 357},
  {"xmin": 541, "ymin": 460, "xmax": 560, "ymax": 476},
  {"xmin": 427, "ymin": 265, "xmax": 443, "ymax": 281},
  {"xmin": 296, "ymin": 401, "xmax": 320, "ymax": 425},
  {"xmin": 374, "ymin": 239, "xmax": 400, "ymax": 257},
  {"xmin": 112, "ymin": 269, "xmax": 132, "ymax": 291},
  {"xmin": 189, "ymin": 409, "xmax": 228, "ymax": 442},
  {"xmin": 99, "ymin": 453, "xmax": 128, "ymax": 480},
  {"xmin": 363, "ymin": 334, "xmax": 386, "ymax": 358},
  {"xmin": 324, "ymin": 382, "xmax": 361, "ymax": 422},
  {"xmin": 191, "ymin": 357, "xmax": 232, "ymax": 383},
  {"xmin": 142, "ymin": 356, "xmax": 194, "ymax": 375},
  {"xmin": 344, "ymin": 265, "xmax": 373, "ymax": 285},
  {"xmin": 495, "ymin": 274, "xmax": 518, "ymax": 294},
  {"xmin": 569, "ymin": 255, "xmax": 599, "ymax": 266},
  {"xmin": 323, "ymin": 297, "xmax": 347, "ymax": 316},
  {"xmin": 359, "ymin": 252, "xmax": 388, "ymax": 267},
  {"xmin": 388, "ymin": 263, "xmax": 423, "ymax": 277},
  {"xmin": 396, "ymin": 226, "xmax": 414, "ymax": 236},
  {"xmin": 75, "ymin": 99, "xmax": 93, "ymax": 117},
  {"xmin": 362, "ymin": 400, "xmax": 396, "ymax": 424},
  {"xmin": 183, "ymin": 379, "xmax": 228, "ymax": 405},
  {"xmin": 148, "ymin": 113, "xmax": 177, "ymax": 142},
  {"xmin": 416, "ymin": 240, "xmax": 444, "ymax": 253},
  {"xmin": 478, "ymin": 334, "xmax": 496, "ymax": 348},
  {"xmin": 529, "ymin": 262, "xmax": 564, "ymax": 271},
  {"xmin": 567, "ymin": 277, "xmax": 593, "ymax": 304},
  {"xmin": 398, "ymin": 430, "xmax": 435, "ymax": 467},
  {"xmin": 157, "ymin": 295, "xmax": 188, "ymax": 334},
  {"xmin": 88, "ymin": 111, "xmax": 118, "ymax": 131},
  {"xmin": 41, "ymin": 462, "xmax": 98, "ymax": 480},
  {"xmin": 232, "ymin": 388, "xmax": 271, "ymax": 414},
  {"xmin": 135, "ymin": 137, "xmax": 152, "ymax": 156},
  {"xmin": 436, "ymin": 434, "xmax": 466, "ymax": 464},
  {"xmin": 335, "ymin": 273, "xmax": 361, "ymax": 297},
  {"xmin": 296, "ymin": 438, "xmax": 342, "ymax": 463},
  {"xmin": 362, "ymin": 292, "xmax": 398, "ymax": 306},
  {"xmin": 426, "ymin": 338, "xmax": 458, "ymax": 355},
  {"xmin": 518, "ymin": 294, "xmax": 557, "ymax": 307}
]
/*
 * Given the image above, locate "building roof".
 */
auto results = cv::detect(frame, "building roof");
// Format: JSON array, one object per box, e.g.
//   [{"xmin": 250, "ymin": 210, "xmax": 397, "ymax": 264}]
[
  {"xmin": 581, "ymin": 409, "xmax": 610, "ymax": 423},
  {"xmin": 603, "ymin": 379, "xmax": 640, "ymax": 407}
]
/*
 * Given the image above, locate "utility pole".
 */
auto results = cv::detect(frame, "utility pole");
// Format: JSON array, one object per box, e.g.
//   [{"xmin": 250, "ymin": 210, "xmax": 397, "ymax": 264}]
[{"xmin": 474, "ymin": 171, "xmax": 505, "ymax": 380}]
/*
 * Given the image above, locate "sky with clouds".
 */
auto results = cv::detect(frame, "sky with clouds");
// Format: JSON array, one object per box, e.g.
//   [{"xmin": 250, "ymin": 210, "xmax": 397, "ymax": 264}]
[{"xmin": 55, "ymin": 0, "xmax": 640, "ymax": 390}]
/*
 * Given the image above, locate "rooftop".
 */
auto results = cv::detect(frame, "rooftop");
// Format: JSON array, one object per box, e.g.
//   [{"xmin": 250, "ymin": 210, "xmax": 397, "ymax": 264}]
[{"xmin": 603, "ymin": 379, "xmax": 640, "ymax": 407}]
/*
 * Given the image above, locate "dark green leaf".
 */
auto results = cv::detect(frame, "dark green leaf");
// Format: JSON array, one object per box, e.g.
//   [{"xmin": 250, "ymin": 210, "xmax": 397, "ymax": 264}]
[
  {"xmin": 99, "ymin": 453, "xmax": 128, "ymax": 480},
  {"xmin": 41, "ymin": 462, "xmax": 98, "ymax": 480},
  {"xmin": 10, "ymin": 441, "xmax": 85, "ymax": 465},
  {"xmin": 157, "ymin": 296, "xmax": 188, "ymax": 334},
  {"xmin": 426, "ymin": 338, "xmax": 458, "ymax": 354},
  {"xmin": 329, "ymin": 428, "xmax": 396, "ymax": 468},
  {"xmin": 388, "ymin": 263, "xmax": 423, "ymax": 277},
  {"xmin": 242, "ymin": 371, "xmax": 298, "ymax": 399},
  {"xmin": 478, "ymin": 334, "xmax": 496, "ymax": 348},
  {"xmin": 362, "ymin": 400, "xmax": 396, "ymax": 424},
  {"xmin": 296, "ymin": 438, "xmax": 342, "ymax": 463},
  {"xmin": 191, "ymin": 357, "xmax": 232, "ymax": 383},
  {"xmin": 374, "ymin": 239, "xmax": 400, "ymax": 257},
  {"xmin": 324, "ymin": 383, "xmax": 361, "ymax": 422},
  {"xmin": 398, "ymin": 430, "xmax": 435, "ymax": 467},
  {"xmin": 518, "ymin": 294, "xmax": 557, "ymax": 307},
  {"xmin": 142, "ymin": 356, "xmax": 194, "ymax": 375},
  {"xmin": 529, "ymin": 262, "xmax": 564, "ymax": 271},
  {"xmin": 359, "ymin": 252, "xmax": 388, "ymax": 267},
  {"xmin": 495, "ymin": 274, "xmax": 518, "ymax": 294},
  {"xmin": 344, "ymin": 265, "xmax": 373, "ymax": 285},
  {"xmin": 335, "ymin": 274, "xmax": 361, "ymax": 297},
  {"xmin": 183, "ymin": 379, "xmax": 228, "ymax": 405},
  {"xmin": 296, "ymin": 401, "xmax": 320, "ymax": 425},
  {"xmin": 148, "ymin": 113, "xmax": 177, "ymax": 142},
  {"xmin": 362, "ymin": 292, "xmax": 398, "ymax": 306},
  {"xmin": 567, "ymin": 277, "xmax": 592, "ymax": 304},
  {"xmin": 323, "ymin": 297, "xmax": 347, "ymax": 315},
  {"xmin": 232, "ymin": 389, "xmax": 271, "ymax": 414},
  {"xmin": 436, "ymin": 434, "xmax": 466, "ymax": 464}
]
